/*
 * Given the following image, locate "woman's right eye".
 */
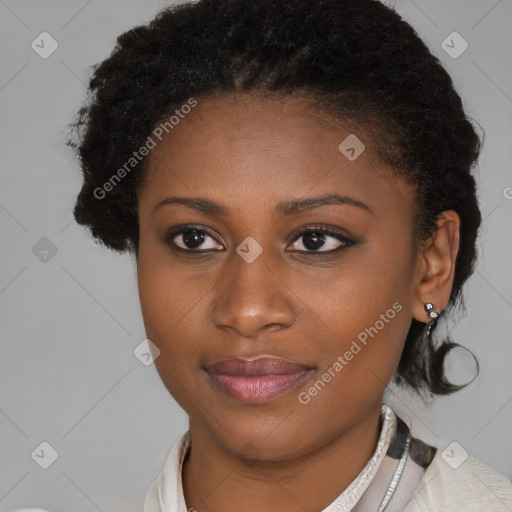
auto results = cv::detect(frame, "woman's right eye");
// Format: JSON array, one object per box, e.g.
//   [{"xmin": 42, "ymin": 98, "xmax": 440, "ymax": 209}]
[{"xmin": 167, "ymin": 226, "xmax": 224, "ymax": 251}]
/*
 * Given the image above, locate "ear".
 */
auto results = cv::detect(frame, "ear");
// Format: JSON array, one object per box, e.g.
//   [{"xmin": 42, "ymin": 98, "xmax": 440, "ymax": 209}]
[{"xmin": 412, "ymin": 210, "xmax": 460, "ymax": 324}]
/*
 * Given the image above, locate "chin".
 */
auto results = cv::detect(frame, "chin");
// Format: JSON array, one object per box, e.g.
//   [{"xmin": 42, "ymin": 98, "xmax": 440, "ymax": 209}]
[{"xmin": 203, "ymin": 411, "xmax": 316, "ymax": 462}]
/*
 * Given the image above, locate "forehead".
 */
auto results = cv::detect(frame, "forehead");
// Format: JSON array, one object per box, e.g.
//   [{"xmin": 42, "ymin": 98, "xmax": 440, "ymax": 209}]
[{"xmin": 139, "ymin": 92, "xmax": 413, "ymax": 217}]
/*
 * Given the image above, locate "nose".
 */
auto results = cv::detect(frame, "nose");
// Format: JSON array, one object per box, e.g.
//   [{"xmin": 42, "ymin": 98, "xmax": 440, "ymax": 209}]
[{"xmin": 211, "ymin": 250, "xmax": 295, "ymax": 339}]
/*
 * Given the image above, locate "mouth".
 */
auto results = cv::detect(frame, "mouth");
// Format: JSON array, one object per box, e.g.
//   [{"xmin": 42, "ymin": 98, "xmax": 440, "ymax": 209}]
[{"xmin": 205, "ymin": 356, "xmax": 314, "ymax": 404}]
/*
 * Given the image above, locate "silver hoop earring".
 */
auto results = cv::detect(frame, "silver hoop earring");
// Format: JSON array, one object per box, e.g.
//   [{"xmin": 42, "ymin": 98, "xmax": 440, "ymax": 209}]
[{"xmin": 424, "ymin": 302, "xmax": 440, "ymax": 337}]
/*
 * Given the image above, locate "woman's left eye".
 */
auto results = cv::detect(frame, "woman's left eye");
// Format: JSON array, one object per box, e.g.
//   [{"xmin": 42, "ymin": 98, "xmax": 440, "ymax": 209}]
[{"xmin": 287, "ymin": 228, "xmax": 353, "ymax": 253}]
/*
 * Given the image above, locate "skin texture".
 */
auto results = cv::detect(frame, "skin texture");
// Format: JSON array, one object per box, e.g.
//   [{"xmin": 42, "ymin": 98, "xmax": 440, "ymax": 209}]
[{"xmin": 136, "ymin": 92, "xmax": 460, "ymax": 512}]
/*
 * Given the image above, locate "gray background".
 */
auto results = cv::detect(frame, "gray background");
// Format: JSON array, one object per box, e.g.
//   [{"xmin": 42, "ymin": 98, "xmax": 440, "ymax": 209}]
[{"xmin": 1, "ymin": 0, "xmax": 511, "ymax": 510}]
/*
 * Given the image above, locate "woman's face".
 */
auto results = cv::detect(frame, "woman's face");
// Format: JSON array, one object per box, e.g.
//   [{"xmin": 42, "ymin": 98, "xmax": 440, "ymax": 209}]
[{"xmin": 136, "ymin": 92, "xmax": 422, "ymax": 460}]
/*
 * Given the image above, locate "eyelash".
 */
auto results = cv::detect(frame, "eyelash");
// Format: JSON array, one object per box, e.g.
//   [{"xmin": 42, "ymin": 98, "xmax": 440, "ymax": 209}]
[{"xmin": 164, "ymin": 223, "xmax": 356, "ymax": 254}]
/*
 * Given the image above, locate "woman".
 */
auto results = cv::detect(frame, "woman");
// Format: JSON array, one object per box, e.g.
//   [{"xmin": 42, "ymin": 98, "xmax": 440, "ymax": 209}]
[{"xmin": 65, "ymin": 0, "xmax": 512, "ymax": 510}]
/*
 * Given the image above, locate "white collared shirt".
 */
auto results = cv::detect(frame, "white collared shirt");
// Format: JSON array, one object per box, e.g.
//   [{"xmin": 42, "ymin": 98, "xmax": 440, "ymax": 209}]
[{"xmin": 144, "ymin": 404, "xmax": 512, "ymax": 512}]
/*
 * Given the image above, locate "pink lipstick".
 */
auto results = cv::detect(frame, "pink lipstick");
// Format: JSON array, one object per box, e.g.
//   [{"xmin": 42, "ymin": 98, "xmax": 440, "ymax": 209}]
[{"xmin": 205, "ymin": 356, "xmax": 312, "ymax": 403}]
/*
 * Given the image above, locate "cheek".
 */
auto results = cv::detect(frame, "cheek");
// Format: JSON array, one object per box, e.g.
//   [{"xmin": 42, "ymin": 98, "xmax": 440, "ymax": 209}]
[
  {"xmin": 136, "ymin": 245, "xmax": 218, "ymax": 376},
  {"xmin": 302, "ymin": 241, "xmax": 414, "ymax": 377},
  {"xmin": 308, "ymin": 238, "xmax": 412, "ymax": 321},
  {"xmin": 137, "ymin": 256, "xmax": 209, "ymax": 410},
  {"xmin": 136, "ymin": 246, "xmax": 191, "ymax": 352}
]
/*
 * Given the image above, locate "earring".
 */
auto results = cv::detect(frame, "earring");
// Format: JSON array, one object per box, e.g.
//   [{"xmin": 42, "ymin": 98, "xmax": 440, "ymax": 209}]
[{"xmin": 424, "ymin": 303, "xmax": 440, "ymax": 337}]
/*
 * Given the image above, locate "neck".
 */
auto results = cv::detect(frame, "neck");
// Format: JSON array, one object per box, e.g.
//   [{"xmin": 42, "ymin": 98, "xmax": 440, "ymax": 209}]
[{"xmin": 182, "ymin": 402, "xmax": 383, "ymax": 512}]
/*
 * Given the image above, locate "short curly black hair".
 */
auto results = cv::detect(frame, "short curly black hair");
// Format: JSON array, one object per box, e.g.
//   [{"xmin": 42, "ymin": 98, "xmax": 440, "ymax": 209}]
[{"xmin": 67, "ymin": 0, "xmax": 483, "ymax": 397}]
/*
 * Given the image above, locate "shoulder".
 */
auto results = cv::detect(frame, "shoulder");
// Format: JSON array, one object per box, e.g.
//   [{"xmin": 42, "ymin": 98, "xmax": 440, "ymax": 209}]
[
  {"xmin": 404, "ymin": 446, "xmax": 512, "ymax": 511},
  {"xmin": 144, "ymin": 430, "xmax": 191, "ymax": 512}
]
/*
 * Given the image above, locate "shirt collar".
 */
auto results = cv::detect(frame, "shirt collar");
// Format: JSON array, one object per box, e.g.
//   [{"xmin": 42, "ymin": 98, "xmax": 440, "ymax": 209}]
[{"xmin": 144, "ymin": 404, "xmax": 397, "ymax": 512}]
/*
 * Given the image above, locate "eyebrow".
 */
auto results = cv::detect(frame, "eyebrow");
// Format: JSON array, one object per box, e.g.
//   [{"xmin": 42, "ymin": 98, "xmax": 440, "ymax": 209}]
[{"xmin": 152, "ymin": 193, "xmax": 373, "ymax": 216}]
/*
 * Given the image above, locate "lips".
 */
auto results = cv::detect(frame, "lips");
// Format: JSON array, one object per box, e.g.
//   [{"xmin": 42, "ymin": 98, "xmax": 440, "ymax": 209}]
[
  {"xmin": 205, "ymin": 356, "xmax": 313, "ymax": 403},
  {"xmin": 207, "ymin": 356, "xmax": 311, "ymax": 376}
]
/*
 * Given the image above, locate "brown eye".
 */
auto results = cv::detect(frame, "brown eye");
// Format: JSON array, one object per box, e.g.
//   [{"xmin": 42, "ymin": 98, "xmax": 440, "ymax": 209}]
[
  {"xmin": 287, "ymin": 227, "xmax": 354, "ymax": 253},
  {"xmin": 166, "ymin": 226, "xmax": 224, "ymax": 251}
]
